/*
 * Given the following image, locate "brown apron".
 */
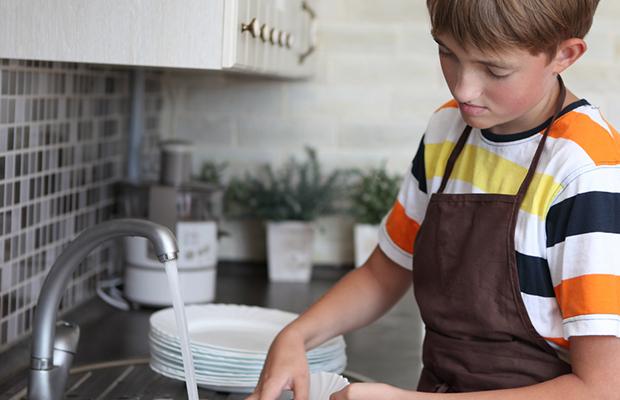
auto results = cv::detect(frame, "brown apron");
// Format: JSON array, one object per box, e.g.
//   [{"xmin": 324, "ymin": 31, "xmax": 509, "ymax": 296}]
[{"xmin": 412, "ymin": 77, "xmax": 572, "ymax": 393}]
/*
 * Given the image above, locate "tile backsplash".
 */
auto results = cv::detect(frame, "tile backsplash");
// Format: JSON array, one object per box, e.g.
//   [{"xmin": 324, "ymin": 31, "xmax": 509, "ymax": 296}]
[{"xmin": 0, "ymin": 60, "xmax": 162, "ymax": 351}]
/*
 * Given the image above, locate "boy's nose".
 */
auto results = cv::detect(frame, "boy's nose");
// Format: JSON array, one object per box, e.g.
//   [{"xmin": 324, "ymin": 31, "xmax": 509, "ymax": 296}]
[{"xmin": 453, "ymin": 71, "xmax": 483, "ymax": 104}]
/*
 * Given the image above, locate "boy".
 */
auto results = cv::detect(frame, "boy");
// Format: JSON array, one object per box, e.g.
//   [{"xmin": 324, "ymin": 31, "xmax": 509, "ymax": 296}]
[{"xmin": 248, "ymin": 1, "xmax": 620, "ymax": 399}]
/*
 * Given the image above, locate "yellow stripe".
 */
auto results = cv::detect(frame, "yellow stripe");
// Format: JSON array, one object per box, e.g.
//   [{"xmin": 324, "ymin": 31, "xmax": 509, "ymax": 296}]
[{"xmin": 425, "ymin": 142, "xmax": 563, "ymax": 218}]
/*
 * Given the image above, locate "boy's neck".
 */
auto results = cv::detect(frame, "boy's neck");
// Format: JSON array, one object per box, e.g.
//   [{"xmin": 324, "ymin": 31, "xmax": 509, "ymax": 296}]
[{"xmin": 488, "ymin": 81, "xmax": 579, "ymax": 135}]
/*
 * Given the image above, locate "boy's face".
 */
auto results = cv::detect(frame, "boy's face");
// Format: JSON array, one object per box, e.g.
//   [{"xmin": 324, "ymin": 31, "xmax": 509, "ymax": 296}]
[{"xmin": 434, "ymin": 33, "xmax": 560, "ymax": 134}]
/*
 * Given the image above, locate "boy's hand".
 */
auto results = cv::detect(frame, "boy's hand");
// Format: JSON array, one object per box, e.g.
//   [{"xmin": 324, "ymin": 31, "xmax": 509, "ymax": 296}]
[
  {"xmin": 246, "ymin": 328, "xmax": 310, "ymax": 400},
  {"xmin": 329, "ymin": 383, "xmax": 405, "ymax": 400}
]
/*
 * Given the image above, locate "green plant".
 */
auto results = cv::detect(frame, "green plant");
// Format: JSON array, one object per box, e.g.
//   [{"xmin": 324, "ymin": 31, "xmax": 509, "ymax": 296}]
[
  {"xmin": 226, "ymin": 147, "xmax": 350, "ymax": 221},
  {"xmin": 350, "ymin": 163, "xmax": 401, "ymax": 225},
  {"xmin": 196, "ymin": 160, "xmax": 228, "ymax": 187}
]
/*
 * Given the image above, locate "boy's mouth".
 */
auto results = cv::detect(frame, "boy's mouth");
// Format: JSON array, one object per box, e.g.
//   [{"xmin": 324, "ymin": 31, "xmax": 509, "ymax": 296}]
[{"xmin": 459, "ymin": 102, "xmax": 487, "ymax": 116}]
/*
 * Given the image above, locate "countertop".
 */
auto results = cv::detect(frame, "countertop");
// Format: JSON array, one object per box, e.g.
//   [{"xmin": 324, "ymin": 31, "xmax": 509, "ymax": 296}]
[{"xmin": 0, "ymin": 262, "xmax": 424, "ymax": 396}]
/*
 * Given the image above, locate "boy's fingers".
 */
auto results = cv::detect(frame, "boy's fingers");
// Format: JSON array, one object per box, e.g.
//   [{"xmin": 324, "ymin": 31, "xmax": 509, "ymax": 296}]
[
  {"xmin": 245, "ymin": 392, "xmax": 259, "ymax": 400},
  {"xmin": 259, "ymin": 379, "xmax": 287, "ymax": 400},
  {"xmin": 292, "ymin": 375, "xmax": 309, "ymax": 400}
]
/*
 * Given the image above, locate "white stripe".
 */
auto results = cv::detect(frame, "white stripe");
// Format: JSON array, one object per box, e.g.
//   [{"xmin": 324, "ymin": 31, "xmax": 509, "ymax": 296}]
[
  {"xmin": 378, "ymin": 220, "xmax": 412, "ymax": 270},
  {"xmin": 547, "ymin": 232, "xmax": 620, "ymax": 285},
  {"xmin": 426, "ymin": 175, "xmax": 478, "ymax": 194},
  {"xmin": 574, "ymin": 106, "xmax": 614, "ymax": 138},
  {"xmin": 550, "ymin": 165, "xmax": 620, "ymax": 205},
  {"xmin": 521, "ymin": 292, "xmax": 564, "ymax": 339},
  {"xmin": 426, "ymin": 106, "xmax": 465, "ymax": 144},
  {"xmin": 514, "ymin": 210, "xmax": 547, "ymax": 258},
  {"xmin": 563, "ymin": 314, "xmax": 620, "ymax": 339},
  {"xmin": 398, "ymin": 170, "xmax": 429, "ymax": 225}
]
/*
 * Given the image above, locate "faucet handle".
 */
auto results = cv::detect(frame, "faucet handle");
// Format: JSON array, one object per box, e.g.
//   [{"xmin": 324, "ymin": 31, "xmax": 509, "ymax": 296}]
[{"xmin": 28, "ymin": 322, "xmax": 80, "ymax": 400}]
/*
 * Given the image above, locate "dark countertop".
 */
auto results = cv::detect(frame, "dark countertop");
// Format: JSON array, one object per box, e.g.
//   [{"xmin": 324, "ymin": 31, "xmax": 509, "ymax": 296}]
[{"xmin": 0, "ymin": 262, "xmax": 424, "ymax": 396}]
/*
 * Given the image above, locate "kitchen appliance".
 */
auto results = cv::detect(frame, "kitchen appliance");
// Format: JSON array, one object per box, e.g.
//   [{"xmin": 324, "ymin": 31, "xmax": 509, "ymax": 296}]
[{"xmin": 119, "ymin": 140, "xmax": 223, "ymax": 306}]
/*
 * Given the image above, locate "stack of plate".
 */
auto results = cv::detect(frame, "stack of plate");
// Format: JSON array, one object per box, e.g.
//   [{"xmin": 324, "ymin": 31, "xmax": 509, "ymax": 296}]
[{"xmin": 149, "ymin": 304, "xmax": 347, "ymax": 393}]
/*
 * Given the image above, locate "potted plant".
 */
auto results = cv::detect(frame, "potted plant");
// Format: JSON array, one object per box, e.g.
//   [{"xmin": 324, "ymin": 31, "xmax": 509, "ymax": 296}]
[
  {"xmin": 349, "ymin": 164, "xmax": 401, "ymax": 267},
  {"xmin": 226, "ymin": 147, "xmax": 348, "ymax": 282}
]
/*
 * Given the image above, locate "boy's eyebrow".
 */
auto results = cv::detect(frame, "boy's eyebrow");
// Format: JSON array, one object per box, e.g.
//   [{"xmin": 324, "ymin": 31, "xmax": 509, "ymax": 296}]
[{"xmin": 433, "ymin": 37, "xmax": 515, "ymax": 70}]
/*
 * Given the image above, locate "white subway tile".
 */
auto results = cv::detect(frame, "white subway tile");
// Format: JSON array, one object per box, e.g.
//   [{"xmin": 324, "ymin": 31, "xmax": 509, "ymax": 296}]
[{"xmin": 237, "ymin": 116, "xmax": 337, "ymax": 148}]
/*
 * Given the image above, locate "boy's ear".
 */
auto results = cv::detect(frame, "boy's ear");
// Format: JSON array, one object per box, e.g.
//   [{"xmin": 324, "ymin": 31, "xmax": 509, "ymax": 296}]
[{"xmin": 552, "ymin": 38, "xmax": 587, "ymax": 74}]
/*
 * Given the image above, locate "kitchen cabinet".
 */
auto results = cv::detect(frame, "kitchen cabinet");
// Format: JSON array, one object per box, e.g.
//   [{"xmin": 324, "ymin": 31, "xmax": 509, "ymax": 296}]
[{"xmin": 0, "ymin": 0, "xmax": 317, "ymax": 78}]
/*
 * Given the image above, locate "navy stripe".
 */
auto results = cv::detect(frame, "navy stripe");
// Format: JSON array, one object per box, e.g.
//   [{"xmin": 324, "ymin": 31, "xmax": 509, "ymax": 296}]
[
  {"xmin": 516, "ymin": 252, "xmax": 555, "ymax": 298},
  {"xmin": 411, "ymin": 136, "xmax": 427, "ymax": 194},
  {"xmin": 546, "ymin": 191, "xmax": 620, "ymax": 247}
]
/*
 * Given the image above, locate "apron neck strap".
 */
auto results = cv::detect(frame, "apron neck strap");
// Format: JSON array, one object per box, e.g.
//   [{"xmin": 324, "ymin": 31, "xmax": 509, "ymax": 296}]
[
  {"xmin": 437, "ymin": 75, "xmax": 567, "ymax": 196},
  {"xmin": 515, "ymin": 75, "xmax": 566, "ymax": 199},
  {"xmin": 438, "ymin": 125, "xmax": 472, "ymax": 193}
]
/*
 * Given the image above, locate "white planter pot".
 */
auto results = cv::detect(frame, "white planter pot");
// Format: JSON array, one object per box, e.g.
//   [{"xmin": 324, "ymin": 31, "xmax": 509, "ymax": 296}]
[
  {"xmin": 354, "ymin": 224, "xmax": 379, "ymax": 268},
  {"xmin": 266, "ymin": 221, "xmax": 315, "ymax": 282}
]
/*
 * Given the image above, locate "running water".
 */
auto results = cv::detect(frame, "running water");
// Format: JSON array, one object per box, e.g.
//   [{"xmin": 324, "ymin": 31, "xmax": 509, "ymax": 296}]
[{"xmin": 164, "ymin": 260, "xmax": 199, "ymax": 400}]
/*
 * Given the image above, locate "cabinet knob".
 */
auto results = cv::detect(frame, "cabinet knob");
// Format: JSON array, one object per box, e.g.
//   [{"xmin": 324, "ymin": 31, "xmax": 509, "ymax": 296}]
[
  {"xmin": 241, "ymin": 17, "xmax": 260, "ymax": 38},
  {"xmin": 286, "ymin": 33, "xmax": 295, "ymax": 49},
  {"xmin": 260, "ymin": 24, "xmax": 270, "ymax": 42},
  {"xmin": 269, "ymin": 28, "xmax": 279, "ymax": 45},
  {"xmin": 278, "ymin": 31, "xmax": 287, "ymax": 47}
]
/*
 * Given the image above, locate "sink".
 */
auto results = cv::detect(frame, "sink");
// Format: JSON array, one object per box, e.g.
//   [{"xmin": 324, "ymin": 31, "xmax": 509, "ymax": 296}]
[{"xmin": 2, "ymin": 358, "xmax": 370, "ymax": 400}]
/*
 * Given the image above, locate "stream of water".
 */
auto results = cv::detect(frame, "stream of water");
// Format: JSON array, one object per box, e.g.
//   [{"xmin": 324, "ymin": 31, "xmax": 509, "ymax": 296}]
[{"xmin": 164, "ymin": 260, "xmax": 199, "ymax": 400}]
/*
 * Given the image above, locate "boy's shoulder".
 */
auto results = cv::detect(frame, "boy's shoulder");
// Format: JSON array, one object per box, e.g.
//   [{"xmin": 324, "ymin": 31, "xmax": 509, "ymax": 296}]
[
  {"xmin": 548, "ymin": 101, "xmax": 620, "ymax": 167},
  {"xmin": 423, "ymin": 99, "xmax": 465, "ymax": 144}
]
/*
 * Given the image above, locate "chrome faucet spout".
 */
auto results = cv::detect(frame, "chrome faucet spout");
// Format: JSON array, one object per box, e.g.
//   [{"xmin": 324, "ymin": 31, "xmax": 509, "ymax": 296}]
[{"xmin": 28, "ymin": 218, "xmax": 178, "ymax": 400}]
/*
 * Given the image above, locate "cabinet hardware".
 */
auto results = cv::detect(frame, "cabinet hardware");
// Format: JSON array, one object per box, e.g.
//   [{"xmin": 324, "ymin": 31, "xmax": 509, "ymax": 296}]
[
  {"xmin": 278, "ymin": 31, "xmax": 287, "ymax": 47},
  {"xmin": 299, "ymin": 2, "xmax": 317, "ymax": 63},
  {"xmin": 286, "ymin": 34, "xmax": 295, "ymax": 49},
  {"xmin": 241, "ymin": 17, "xmax": 260, "ymax": 38},
  {"xmin": 260, "ymin": 24, "xmax": 270, "ymax": 42},
  {"xmin": 269, "ymin": 28, "xmax": 279, "ymax": 45}
]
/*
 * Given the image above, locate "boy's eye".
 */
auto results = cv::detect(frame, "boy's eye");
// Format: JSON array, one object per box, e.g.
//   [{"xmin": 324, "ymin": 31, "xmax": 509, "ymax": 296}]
[
  {"xmin": 437, "ymin": 45, "xmax": 452, "ymax": 55},
  {"xmin": 487, "ymin": 68, "xmax": 510, "ymax": 79}
]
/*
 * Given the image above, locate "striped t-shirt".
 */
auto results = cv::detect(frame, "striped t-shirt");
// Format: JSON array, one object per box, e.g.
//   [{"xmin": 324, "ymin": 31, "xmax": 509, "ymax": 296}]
[{"xmin": 378, "ymin": 98, "xmax": 620, "ymax": 361}]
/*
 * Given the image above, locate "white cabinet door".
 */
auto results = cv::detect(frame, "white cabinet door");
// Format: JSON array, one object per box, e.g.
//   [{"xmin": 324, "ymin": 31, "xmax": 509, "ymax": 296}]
[
  {"xmin": 0, "ymin": 0, "xmax": 316, "ymax": 77},
  {"xmin": 0, "ymin": 0, "xmax": 226, "ymax": 70},
  {"xmin": 223, "ymin": 0, "xmax": 317, "ymax": 77}
]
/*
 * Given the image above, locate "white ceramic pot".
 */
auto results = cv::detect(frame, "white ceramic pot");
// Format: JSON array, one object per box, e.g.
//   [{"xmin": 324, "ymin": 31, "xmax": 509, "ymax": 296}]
[
  {"xmin": 266, "ymin": 221, "xmax": 315, "ymax": 282},
  {"xmin": 353, "ymin": 223, "xmax": 379, "ymax": 268}
]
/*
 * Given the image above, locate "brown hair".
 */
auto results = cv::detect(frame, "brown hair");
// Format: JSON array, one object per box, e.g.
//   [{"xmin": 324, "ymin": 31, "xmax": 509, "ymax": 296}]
[{"xmin": 426, "ymin": 0, "xmax": 599, "ymax": 59}]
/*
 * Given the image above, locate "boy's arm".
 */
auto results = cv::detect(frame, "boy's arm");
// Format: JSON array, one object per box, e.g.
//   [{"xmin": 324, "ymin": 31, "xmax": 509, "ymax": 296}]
[
  {"xmin": 291, "ymin": 246, "xmax": 413, "ymax": 349},
  {"xmin": 247, "ymin": 246, "xmax": 413, "ymax": 400},
  {"xmin": 368, "ymin": 335, "xmax": 620, "ymax": 400}
]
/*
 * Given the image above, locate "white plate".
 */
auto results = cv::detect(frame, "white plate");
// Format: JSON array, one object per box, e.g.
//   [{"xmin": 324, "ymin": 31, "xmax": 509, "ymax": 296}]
[
  {"xmin": 149, "ymin": 330, "xmax": 346, "ymax": 367},
  {"xmin": 309, "ymin": 372, "xmax": 349, "ymax": 400},
  {"xmin": 150, "ymin": 304, "xmax": 345, "ymax": 356},
  {"xmin": 150, "ymin": 344, "xmax": 347, "ymax": 380},
  {"xmin": 150, "ymin": 360, "xmax": 256, "ymax": 393}
]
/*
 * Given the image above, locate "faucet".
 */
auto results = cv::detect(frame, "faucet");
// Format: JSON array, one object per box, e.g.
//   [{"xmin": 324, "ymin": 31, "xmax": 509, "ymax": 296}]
[{"xmin": 27, "ymin": 218, "xmax": 179, "ymax": 400}]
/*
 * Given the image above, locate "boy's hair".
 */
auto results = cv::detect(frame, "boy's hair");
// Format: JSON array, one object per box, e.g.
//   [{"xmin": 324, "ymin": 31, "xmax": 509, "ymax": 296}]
[{"xmin": 426, "ymin": 0, "xmax": 599, "ymax": 59}]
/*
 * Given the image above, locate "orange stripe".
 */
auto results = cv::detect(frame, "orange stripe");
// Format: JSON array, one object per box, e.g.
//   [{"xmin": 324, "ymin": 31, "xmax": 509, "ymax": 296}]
[
  {"xmin": 554, "ymin": 274, "xmax": 620, "ymax": 318},
  {"xmin": 385, "ymin": 201, "xmax": 420, "ymax": 254},
  {"xmin": 435, "ymin": 99, "xmax": 458, "ymax": 113},
  {"xmin": 544, "ymin": 337, "xmax": 570, "ymax": 349},
  {"xmin": 548, "ymin": 112, "xmax": 620, "ymax": 165}
]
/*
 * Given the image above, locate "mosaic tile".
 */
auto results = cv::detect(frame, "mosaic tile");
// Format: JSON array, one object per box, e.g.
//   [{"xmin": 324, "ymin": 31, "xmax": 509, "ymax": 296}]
[{"xmin": 0, "ymin": 60, "xmax": 162, "ymax": 351}]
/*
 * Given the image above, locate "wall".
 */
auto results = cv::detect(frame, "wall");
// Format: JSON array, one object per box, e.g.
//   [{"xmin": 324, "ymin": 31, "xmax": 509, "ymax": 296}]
[
  {"xmin": 160, "ymin": 0, "xmax": 620, "ymax": 266},
  {"xmin": 0, "ymin": 60, "xmax": 162, "ymax": 351}
]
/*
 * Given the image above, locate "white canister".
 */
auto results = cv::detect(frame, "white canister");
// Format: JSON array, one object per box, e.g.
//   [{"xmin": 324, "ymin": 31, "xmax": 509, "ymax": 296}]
[{"xmin": 266, "ymin": 221, "xmax": 315, "ymax": 282}]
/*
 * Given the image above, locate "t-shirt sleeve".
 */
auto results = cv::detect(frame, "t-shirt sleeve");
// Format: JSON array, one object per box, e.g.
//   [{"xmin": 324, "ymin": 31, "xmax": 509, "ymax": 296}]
[
  {"xmin": 546, "ymin": 166, "xmax": 620, "ymax": 339},
  {"xmin": 378, "ymin": 135, "xmax": 430, "ymax": 270}
]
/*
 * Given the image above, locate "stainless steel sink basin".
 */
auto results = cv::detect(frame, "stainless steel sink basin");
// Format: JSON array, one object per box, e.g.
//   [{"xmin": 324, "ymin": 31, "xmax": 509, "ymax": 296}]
[{"xmin": 3, "ymin": 358, "xmax": 370, "ymax": 400}]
